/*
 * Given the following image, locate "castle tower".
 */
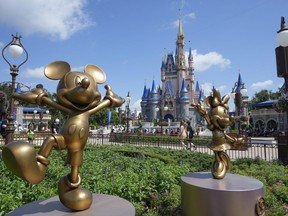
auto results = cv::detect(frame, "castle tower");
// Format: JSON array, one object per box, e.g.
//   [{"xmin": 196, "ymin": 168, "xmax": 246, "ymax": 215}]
[
  {"xmin": 140, "ymin": 85, "xmax": 148, "ymax": 120},
  {"xmin": 148, "ymin": 80, "xmax": 159, "ymax": 122},
  {"xmin": 141, "ymin": 18, "xmax": 199, "ymax": 123},
  {"xmin": 179, "ymin": 79, "xmax": 190, "ymax": 120}
]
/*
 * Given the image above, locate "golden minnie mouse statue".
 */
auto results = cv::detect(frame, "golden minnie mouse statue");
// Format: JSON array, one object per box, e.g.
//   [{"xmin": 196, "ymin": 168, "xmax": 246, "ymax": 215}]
[
  {"xmin": 192, "ymin": 88, "xmax": 244, "ymax": 179},
  {"xmin": 2, "ymin": 61, "xmax": 124, "ymax": 211}
]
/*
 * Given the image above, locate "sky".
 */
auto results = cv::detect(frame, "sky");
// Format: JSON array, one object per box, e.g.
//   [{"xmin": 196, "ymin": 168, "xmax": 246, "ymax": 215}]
[{"xmin": 0, "ymin": 0, "xmax": 287, "ymax": 112}]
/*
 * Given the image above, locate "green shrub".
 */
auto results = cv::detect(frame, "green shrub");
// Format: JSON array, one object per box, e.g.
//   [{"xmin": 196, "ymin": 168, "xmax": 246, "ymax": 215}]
[{"xmin": 0, "ymin": 145, "xmax": 287, "ymax": 216}]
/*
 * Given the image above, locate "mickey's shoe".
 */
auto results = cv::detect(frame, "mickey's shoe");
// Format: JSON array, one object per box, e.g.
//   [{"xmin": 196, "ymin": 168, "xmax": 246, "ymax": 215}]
[
  {"xmin": 58, "ymin": 174, "xmax": 92, "ymax": 211},
  {"xmin": 2, "ymin": 141, "xmax": 49, "ymax": 184}
]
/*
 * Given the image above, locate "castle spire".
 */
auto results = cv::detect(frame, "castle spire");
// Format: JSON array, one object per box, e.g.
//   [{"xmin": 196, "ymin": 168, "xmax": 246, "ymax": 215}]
[
  {"xmin": 180, "ymin": 78, "xmax": 188, "ymax": 93},
  {"xmin": 151, "ymin": 80, "xmax": 157, "ymax": 93},
  {"xmin": 178, "ymin": 18, "xmax": 184, "ymax": 37},
  {"xmin": 188, "ymin": 46, "xmax": 192, "ymax": 61},
  {"xmin": 176, "ymin": 18, "xmax": 185, "ymax": 70}
]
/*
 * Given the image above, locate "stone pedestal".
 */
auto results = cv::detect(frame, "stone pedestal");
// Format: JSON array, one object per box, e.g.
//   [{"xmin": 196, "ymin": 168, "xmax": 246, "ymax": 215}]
[
  {"xmin": 181, "ymin": 172, "xmax": 264, "ymax": 216},
  {"xmin": 7, "ymin": 194, "xmax": 135, "ymax": 216}
]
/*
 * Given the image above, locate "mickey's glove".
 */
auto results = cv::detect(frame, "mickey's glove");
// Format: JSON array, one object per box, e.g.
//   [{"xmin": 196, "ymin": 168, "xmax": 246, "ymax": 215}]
[
  {"xmin": 13, "ymin": 87, "xmax": 48, "ymax": 106},
  {"xmin": 104, "ymin": 85, "xmax": 125, "ymax": 107}
]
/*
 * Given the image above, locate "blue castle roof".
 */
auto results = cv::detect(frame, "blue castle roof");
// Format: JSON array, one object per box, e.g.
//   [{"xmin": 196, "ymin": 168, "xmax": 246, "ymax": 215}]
[
  {"xmin": 180, "ymin": 79, "xmax": 189, "ymax": 100},
  {"xmin": 151, "ymin": 80, "xmax": 157, "ymax": 93},
  {"xmin": 198, "ymin": 90, "xmax": 204, "ymax": 102},
  {"xmin": 180, "ymin": 79, "xmax": 188, "ymax": 93},
  {"xmin": 195, "ymin": 81, "xmax": 200, "ymax": 92},
  {"xmin": 23, "ymin": 107, "xmax": 48, "ymax": 113},
  {"xmin": 164, "ymin": 81, "xmax": 175, "ymax": 97},
  {"xmin": 252, "ymin": 100, "xmax": 276, "ymax": 108},
  {"xmin": 142, "ymin": 85, "xmax": 147, "ymax": 99}
]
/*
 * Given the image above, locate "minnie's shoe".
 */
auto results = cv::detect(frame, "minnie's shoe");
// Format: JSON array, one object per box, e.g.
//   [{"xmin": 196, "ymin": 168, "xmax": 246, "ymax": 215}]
[{"xmin": 2, "ymin": 141, "xmax": 49, "ymax": 184}]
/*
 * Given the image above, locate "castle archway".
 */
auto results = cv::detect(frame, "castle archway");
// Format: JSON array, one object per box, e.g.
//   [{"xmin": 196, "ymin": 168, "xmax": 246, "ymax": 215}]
[{"xmin": 164, "ymin": 114, "xmax": 174, "ymax": 121}]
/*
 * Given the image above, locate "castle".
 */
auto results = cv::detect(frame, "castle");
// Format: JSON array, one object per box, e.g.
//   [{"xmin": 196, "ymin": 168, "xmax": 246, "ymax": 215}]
[{"xmin": 141, "ymin": 18, "xmax": 203, "ymax": 125}]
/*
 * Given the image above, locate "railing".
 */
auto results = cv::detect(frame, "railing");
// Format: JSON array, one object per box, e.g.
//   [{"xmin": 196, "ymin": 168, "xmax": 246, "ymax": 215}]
[
  {"xmin": 0, "ymin": 132, "xmax": 51, "ymax": 145},
  {"xmin": 88, "ymin": 133, "xmax": 280, "ymax": 161},
  {"xmin": 0, "ymin": 133, "xmax": 281, "ymax": 162}
]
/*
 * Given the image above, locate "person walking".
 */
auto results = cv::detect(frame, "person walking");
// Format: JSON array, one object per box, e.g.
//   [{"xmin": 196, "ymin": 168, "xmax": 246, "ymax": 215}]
[
  {"xmin": 51, "ymin": 118, "xmax": 60, "ymax": 134},
  {"xmin": 187, "ymin": 121, "xmax": 196, "ymax": 151},
  {"xmin": 27, "ymin": 123, "xmax": 34, "ymax": 144},
  {"xmin": 179, "ymin": 120, "xmax": 187, "ymax": 149},
  {"xmin": 0, "ymin": 119, "xmax": 8, "ymax": 139}
]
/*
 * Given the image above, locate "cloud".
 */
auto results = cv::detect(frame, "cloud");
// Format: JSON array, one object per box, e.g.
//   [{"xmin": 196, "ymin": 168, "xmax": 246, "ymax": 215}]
[
  {"xmin": 21, "ymin": 65, "xmax": 87, "ymax": 79},
  {"xmin": 0, "ymin": 0, "xmax": 94, "ymax": 40},
  {"xmin": 200, "ymin": 82, "xmax": 227, "ymax": 96},
  {"xmin": 201, "ymin": 82, "xmax": 213, "ymax": 95},
  {"xmin": 171, "ymin": 12, "xmax": 196, "ymax": 28},
  {"xmin": 251, "ymin": 80, "xmax": 273, "ymax": 90},
  {"xmin": 185, "ymin": 12, "xmax": 196, "ymax": 19},
  {"xmin": 131, "ymin": 99, "xmax": 142, "ymax": 111},
  {"xmin": 21, "ymin": 66, "xmax": 45, "ymax": 78},
  {"xmin": 191, "ymin": 50, "xmax": 231, "ymax": 71},
  {"xmin": 217, "ymin": 85, "xmax": 227, "ymax": 93}
]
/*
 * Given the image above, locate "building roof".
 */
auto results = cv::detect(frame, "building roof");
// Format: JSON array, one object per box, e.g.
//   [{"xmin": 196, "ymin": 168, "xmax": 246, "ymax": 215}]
[
  {"xmin": 23, "ymin": 107, "xmax": 48, "ymax": 113},
  {"xmin": 195, "ymin": 81, "xmax": 200, "ymax": 92},
  {"xmin": 252, "ymin": 100, "xmax": 277, "ymax": 108},
  {"xmin": 164, "ymin": 81, "xmax": 175, "ymax": 97},
  {"xmin": 180, "ymin": 79, "xmax": 188, "ymax": 93}
]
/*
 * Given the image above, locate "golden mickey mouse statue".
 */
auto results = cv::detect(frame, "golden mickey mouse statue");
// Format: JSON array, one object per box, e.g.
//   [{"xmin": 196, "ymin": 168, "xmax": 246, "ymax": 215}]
[
  {"xmin": 192, "ymin": 88, "xmax": 244, "ymax": 179},
  {"xmin": 2, "ymin": 61, "xmax": 124, "ymax": 211}
]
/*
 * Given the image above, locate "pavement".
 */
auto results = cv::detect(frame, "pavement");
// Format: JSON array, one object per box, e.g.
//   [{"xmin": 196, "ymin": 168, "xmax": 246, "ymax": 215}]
[{"xmin": 199, "ymin": 129, "xmax": 212, "ymax": 136}]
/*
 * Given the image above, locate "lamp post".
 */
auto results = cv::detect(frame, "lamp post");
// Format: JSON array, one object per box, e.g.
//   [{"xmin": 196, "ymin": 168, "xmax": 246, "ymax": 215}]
[
  {"xmin": 33, "ymin": 109, "xmax": 37, "ymax": 130},
  {"xmin": 276, "ymin": 16, "xmax": 288, "ymax": 93},
  {"xmin": 230, "ymin": 74, "xmax": 247, "ymax": 134},
  {"xmin": 275, "ymin": 16, "xmax": 288, "ymax": 164},
  {"xmin": 2, "ymin": 33, "xmax": 28, "ymax": 144},
  {"xmin": 126, "ymin": 91, "xmax": 131, "ymax": 133},
  {"xmin": 155, "ymin": 100, "xmax": 168, "ymax": 134},
  {"xmin": 44, "ymin": 110, "xmax": 49, "ymax": 131}
]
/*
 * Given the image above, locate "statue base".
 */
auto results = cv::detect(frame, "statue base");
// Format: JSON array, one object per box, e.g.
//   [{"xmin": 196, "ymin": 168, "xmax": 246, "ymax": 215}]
[
  {"xmin": 7, "ymin": 194, "xmax": 135, "ymax": 216},
  {"xmin": 181, "ymin": 172, "xmax": 264, "ymax": 216}
]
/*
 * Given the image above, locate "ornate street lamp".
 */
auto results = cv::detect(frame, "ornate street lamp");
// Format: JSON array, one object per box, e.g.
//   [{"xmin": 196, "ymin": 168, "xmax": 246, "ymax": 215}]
[
  {"xmin": 155, "ymin": 101, "xmax": 168, "ymax": 134},
  {"xmin": 2, "ymin": 33, "xmax": 28, "ymax": 144},
  {"xmin": 126, "ymin": 91, "xmax": 131, "ymax": 133},
  {"xmin": 230, "ymin": 74, "xmax": 247, "ymax": 133},
  {"xmin": 33, "ymin": 109, "xmax": 37, "ymax": 129},
  {"xmin": 275, "ymin": 16, "xmax": 288, "ymax": 164},
  {"xmin": 276, "ymin": 16, "xmax": 288, "ymax": 92}
]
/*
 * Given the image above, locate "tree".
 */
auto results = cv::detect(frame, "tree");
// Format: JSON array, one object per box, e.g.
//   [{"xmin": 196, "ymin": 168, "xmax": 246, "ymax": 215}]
[
  {"xmin": 90, "ymin": 108, "xmax": 120, "ymax": 128},
  {"xmin": 45, "ymin": 92, "xmax": 66, "ymax": 127},
  {"xmin": 111, "ymin": 110, "xmax": 120, "ymax": 125},
  {"xmin": 249, "ymin": 90, "xmax": 281, "ymax": 105}
]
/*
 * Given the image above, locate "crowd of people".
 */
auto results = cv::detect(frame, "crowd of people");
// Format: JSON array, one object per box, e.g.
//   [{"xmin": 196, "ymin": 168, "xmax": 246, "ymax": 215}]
[
  {"xmin": 1, "ymin": 117, "xmax": 198, "ymax": 151},
  {"xmin": 0, "ymin": 118, "xmax": 60, "ymax": 144},
  {"xmin": 179, "ymin": 119, "xmax": 197, "ymax": 151}
]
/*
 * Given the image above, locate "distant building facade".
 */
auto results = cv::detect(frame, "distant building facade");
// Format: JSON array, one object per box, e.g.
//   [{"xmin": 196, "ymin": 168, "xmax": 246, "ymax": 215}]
[{"xmin": 249, "ymin": 100, "xmax": 285, "ymax": 136}]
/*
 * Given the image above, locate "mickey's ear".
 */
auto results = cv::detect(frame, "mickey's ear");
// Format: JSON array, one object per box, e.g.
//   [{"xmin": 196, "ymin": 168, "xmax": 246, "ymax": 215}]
[
  {"xmin": 84, "ymin": 64, "xmax": 106, "ymax": 84},
  {"xmin": 44, "ymin": 61, "xmax": 71, "ymax": 80}
]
